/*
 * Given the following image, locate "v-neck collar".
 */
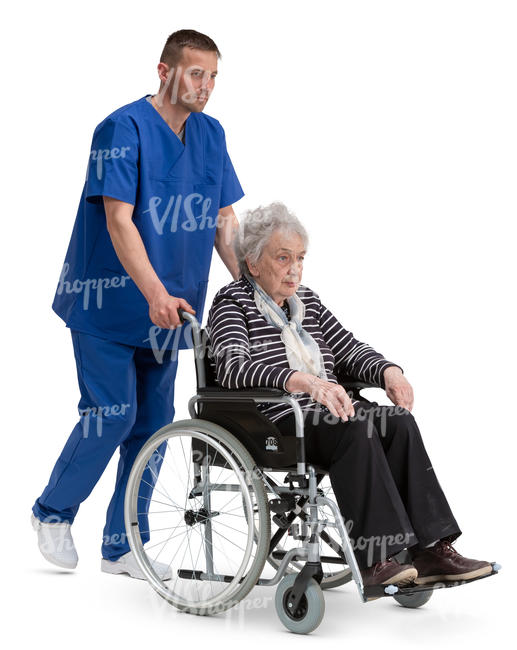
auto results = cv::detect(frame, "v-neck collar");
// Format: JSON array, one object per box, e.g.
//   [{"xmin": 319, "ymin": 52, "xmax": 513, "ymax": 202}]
[{"xmin": 142, "ymin": 94, "xmax": 191, "ymax": 148}]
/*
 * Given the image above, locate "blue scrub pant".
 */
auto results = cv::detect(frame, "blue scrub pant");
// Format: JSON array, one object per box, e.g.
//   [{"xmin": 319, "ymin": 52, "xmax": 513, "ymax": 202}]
[{"xmin": 32, "ymin": 329, "xmax": 178, "ymax": 561}]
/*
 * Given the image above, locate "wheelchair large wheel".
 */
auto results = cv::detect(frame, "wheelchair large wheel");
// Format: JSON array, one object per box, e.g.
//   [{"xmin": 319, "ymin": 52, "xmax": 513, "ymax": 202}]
[
  {"xmin": 263, "ymin": 472, "xmax": 352, "ymax": 590},
  {"xmin": 124, "ymin": 418, "xmax": 270, "ymax": 616}
]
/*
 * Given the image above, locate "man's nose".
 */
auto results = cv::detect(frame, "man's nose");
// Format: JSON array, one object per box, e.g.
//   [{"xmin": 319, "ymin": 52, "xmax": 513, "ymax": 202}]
[{"xmin": 202, "ymin": 75, "xmax": 214, "ymax": 91}]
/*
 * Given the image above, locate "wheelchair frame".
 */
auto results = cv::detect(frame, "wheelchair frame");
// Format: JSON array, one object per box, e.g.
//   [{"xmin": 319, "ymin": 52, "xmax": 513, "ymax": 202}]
[{"xmin": 124, "ymin": 310, "xmax": 501, "ymax": 634}]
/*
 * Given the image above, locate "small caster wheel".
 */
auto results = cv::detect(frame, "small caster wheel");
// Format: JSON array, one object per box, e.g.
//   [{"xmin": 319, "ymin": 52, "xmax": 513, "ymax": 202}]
[
  {"xmin": 393, "ymin": 589, "xmax": 433, "ymax": 608},
  {"xmin": 275, "ymin": 573, "xmax": 325, "ymax": 634}
]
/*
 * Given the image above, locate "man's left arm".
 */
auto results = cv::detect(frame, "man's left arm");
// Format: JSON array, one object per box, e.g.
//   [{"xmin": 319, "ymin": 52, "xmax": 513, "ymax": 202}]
[{"xmin": 214, "ymin": 205, "xmax": 240, "ymax": 280}]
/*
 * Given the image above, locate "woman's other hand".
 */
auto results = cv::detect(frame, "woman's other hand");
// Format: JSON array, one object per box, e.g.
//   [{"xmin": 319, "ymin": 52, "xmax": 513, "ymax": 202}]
[
  {"xmin": 285, "ymin": 372, "xmax": 355, "ymax": 421},
  {"xmin": 383, "ymin": 366, "xmax": 414, "ymax": 411}
]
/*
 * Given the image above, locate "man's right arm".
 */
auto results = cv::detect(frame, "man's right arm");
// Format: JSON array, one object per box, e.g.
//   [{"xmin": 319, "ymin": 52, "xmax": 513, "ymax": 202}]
[{"xmin": 103, "ymin": 196, "xmax": 194, "ymax": 328}]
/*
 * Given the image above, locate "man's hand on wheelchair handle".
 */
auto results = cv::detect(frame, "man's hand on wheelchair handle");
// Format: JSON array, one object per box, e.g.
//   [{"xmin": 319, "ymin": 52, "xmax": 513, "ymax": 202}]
[
  {"xmin": 148, "ymin": 286, "xmax": 196, "ymax": 329},
  {"xmin": 383, "ymin": 366, "xmax": 414, "ymax": 411}
]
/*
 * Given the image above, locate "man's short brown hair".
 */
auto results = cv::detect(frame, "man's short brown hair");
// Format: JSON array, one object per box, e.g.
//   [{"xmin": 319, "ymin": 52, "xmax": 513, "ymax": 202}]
[{"xmin": 159, "ymin": 29, "xmax": 221, "ymax": 69}]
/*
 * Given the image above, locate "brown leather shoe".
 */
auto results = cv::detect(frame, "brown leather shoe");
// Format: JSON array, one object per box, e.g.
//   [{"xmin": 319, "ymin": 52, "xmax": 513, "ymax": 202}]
[
  {"xmin": 361, "ymin": 557, "xmax": 418, "ymax": 587},
  {"xmin": 412, "ymin": 540, "xmax": 492, "ymax": 584}
]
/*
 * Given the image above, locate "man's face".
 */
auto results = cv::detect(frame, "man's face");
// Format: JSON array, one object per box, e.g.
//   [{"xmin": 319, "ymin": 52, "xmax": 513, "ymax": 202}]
[{"xmin": 163, "ymin": 48, "xmax": 218, "ymax": 112}]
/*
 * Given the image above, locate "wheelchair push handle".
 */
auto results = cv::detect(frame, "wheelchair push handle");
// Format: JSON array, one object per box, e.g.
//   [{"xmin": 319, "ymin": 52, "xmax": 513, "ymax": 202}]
[
  {"xmin": 176, "ymin": 308, "xmax": 202, "ymax": 345},
  {"xmin": 177, "ymin": 307, "xmax": 206, "ymax": 388},
  {"xmin": 177, "ymin": 308, "xmax": 199, "ymax": 328}
]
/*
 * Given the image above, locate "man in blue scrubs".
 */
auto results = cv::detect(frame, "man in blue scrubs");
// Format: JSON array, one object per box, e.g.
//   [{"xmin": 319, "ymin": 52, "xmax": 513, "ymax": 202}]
[{"xmin": 31, "ymin": 30, "xmax": 244, "ymax": 578}]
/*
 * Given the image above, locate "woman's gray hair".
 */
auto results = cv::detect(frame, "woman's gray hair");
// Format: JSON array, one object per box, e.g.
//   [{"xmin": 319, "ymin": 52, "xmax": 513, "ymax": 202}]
[{"xmin": 233, "ymin": 202, "xmax": 309, "ymax": 277}]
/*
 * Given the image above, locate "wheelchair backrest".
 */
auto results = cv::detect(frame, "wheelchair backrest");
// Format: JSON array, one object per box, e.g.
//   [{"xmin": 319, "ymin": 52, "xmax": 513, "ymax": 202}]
[{"xmin": 195, "ymin": 329, "xmax": 299, "ymax": 469}]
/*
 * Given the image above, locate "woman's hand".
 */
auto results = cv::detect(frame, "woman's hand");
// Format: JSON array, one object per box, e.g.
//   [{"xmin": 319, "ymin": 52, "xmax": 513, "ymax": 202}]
[
  {"xmin": 285, "ymin": 372, "xmax": 355, "ymax": 421},
  {"xmin": 383, "ymin": 366, "xmax": 414, "ymax": 411},
  {"xmin": 310, "ymin": 379, "xmax": 356, "ymax": 421}
]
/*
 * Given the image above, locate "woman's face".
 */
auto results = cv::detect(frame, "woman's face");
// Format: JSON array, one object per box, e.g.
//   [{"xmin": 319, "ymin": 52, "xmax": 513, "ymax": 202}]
[{"xmin": 246, "ymin": 230, "xmax": 306, "ymax": 305}]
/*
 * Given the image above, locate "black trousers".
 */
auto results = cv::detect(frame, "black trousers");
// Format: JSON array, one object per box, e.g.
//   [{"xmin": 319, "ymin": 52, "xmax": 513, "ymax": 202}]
[{"xmin": 275, "ymin": 401, "xmax": 462, "ymax": 569}]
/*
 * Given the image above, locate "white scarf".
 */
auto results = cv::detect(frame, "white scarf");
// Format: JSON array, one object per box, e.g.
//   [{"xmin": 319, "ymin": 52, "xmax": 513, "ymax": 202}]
[{"xmin": 245, "ymin": 274, "xmax": 328, "ymax": 379}]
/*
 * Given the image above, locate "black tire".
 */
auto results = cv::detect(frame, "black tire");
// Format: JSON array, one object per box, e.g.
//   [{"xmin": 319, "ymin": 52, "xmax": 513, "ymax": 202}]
[{"xmin": 393, "ymin": 589, "xmax": 433, "ymax": 608}]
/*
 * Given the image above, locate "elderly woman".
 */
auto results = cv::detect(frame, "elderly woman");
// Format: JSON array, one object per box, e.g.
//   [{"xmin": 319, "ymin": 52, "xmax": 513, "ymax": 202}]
[{"xmin": 206, "ymin": 202, "xmax": 491, "ymax": 588}]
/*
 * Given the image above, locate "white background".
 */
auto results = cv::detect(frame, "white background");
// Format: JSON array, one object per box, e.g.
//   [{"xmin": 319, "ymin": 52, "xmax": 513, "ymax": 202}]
[{"xmin": 2, "ymin": 0, "xmax": 515, "ymax": 647}]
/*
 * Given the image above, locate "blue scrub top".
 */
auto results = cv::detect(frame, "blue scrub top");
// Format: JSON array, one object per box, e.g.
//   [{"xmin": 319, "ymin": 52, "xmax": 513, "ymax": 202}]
[{"xmin": 53, "ymin": 95, "xmax": 244, "ymax": 351}]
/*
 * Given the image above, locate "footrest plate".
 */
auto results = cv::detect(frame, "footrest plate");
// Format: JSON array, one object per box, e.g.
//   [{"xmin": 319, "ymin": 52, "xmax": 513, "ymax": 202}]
[{"xmin": 363, "ymin": 561, "xmax": 500, "ymax": 600}]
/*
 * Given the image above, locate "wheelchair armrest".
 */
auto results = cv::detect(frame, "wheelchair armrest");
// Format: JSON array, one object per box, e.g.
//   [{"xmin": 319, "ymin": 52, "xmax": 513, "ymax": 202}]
[
  {"xmin": 335, "ymin": 370, "xmax": 376, "ymax": 391},
  {"xmin": 339, "ymin": 380, "xmax": 375, "ymax": 390},
  {"xmin": 197, "ymin": 387, "xmax": 286, "ymax": 400}
]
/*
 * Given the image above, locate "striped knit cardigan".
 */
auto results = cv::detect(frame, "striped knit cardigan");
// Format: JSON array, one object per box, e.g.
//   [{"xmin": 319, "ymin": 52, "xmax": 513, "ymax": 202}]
[{"xmin": 205, "ymin": 274, "xmax": 402, "ymax": 423}]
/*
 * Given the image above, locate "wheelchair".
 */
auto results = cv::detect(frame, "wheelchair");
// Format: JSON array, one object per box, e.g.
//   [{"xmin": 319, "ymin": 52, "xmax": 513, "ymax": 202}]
[{"xmin": 124, "ymin": 310, "xmax": 501, "ymax": 634}]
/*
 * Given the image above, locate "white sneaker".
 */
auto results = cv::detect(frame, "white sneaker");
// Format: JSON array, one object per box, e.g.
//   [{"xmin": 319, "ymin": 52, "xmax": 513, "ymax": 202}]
[
  {"xmin": 31, "ymin": 513, "xmax": 78, "ymax": 569},
  {"xmin": 101, "ymin": 550, "xmax": 172, "ymax": 580}
]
